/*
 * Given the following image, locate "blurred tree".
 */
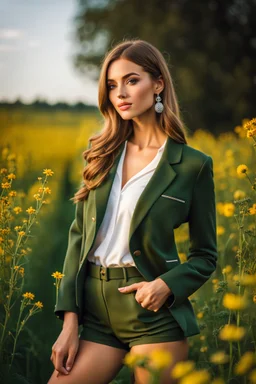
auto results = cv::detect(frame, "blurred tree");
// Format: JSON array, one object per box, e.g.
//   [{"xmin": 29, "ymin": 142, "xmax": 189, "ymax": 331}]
[{"xmin": 72, "ymin": 0, "xmax": 256, "ymax": 134}]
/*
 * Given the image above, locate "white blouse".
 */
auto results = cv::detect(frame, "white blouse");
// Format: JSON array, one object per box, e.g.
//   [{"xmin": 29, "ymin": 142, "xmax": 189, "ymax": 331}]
[{"xmin": 87, "ymin": 139, "xmax": 167, "ymax": 267}]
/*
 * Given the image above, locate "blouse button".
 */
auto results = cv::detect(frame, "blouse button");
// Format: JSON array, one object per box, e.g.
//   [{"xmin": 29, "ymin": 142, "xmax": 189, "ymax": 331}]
[
  {"xmin": 133, "ymin": 250, "xmax": 141, "ymax": 257},
  {"xmin": 92, "ymin": 217, "xmax": 96, "ymax": 222}
]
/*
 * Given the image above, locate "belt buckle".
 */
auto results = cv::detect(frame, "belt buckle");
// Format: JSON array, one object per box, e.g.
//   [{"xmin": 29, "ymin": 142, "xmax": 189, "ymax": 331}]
[{"xmin": 100, "ymin": 266, "xmax": 109, "ymax": 281}]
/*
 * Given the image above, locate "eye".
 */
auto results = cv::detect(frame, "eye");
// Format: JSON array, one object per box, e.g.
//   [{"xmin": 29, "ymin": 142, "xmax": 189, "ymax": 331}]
[
  {"xmin": 128, "ymin": 78, "xmax": 138, "ymax": 85},
  {"xmin": 107, "ymin": 84, "xmax": 116, "ymax": 90}
]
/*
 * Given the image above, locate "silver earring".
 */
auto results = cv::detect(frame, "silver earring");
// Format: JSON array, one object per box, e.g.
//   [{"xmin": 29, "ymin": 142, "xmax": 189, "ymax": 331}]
[{"xmin": 155, "ymin": 94, "xmax": 164, "ymax": 113}]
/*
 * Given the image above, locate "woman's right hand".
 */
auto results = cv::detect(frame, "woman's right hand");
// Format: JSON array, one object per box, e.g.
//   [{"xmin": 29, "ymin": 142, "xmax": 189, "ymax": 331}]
[{"xmin": 50, "ymin": 312, "xmax": 79, "ymax": 375}]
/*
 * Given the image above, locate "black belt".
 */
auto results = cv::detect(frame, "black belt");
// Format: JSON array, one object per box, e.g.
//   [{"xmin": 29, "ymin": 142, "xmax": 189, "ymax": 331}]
[{"xmin": 87, "ymin": 261, "xmax": 142, "ymax": 281}]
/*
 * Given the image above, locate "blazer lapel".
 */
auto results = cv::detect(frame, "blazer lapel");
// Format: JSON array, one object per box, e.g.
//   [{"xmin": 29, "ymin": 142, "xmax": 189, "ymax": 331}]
[
  {"xmin": 95, "ymin": 141, "xmax": 125, "ymax": 234},
  {"xmin": 129, "ymin": 137, "xmax": 184, "ymax": 240}
]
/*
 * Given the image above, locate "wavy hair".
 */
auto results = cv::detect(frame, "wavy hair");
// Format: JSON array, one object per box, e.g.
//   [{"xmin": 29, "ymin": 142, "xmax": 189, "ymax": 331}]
[{"xmin": 72, "ymin": 39, "xmax": 188, "ymax": 203}]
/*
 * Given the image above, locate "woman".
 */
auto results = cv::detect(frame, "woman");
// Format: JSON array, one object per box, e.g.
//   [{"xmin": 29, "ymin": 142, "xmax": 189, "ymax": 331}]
[{"xmin": 48, "ymin": 39, "xmax": 217, "ymax": 384}]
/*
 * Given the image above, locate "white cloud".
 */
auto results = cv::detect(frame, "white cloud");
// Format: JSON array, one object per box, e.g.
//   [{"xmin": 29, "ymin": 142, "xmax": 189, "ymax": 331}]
[
  {"xmin": 0, "ymin": 29, "xmax": 24, "ymax": 40},
  {"xmin": 0, "ymin": 44, "xmax": 21, "ymax": 52},
  {"xmin": 27, "ymin": 40, "xmax": 40, "ymax": 48}
]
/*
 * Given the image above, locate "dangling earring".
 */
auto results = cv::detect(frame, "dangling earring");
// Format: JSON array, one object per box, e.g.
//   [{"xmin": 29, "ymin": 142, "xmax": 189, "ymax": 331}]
[{"xmin": 155, "ymin": 93, "xmax": 164, "ymax": 113}]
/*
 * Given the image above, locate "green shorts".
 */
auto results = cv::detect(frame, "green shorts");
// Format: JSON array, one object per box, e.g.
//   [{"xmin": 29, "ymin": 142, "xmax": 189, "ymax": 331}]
[{"xmin": 79, "ymin": 262, "xmax": 185, "ymax": 351}]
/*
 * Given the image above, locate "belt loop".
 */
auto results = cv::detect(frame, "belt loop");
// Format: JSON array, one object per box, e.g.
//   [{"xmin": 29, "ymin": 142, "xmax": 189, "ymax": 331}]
[
  {"xmin": 122, "ymin": 267, "xmax": 128, "ymax": 282},
  {"xmin": 105, "ymin": 267, "xmax": 109, "ymax": 282}
]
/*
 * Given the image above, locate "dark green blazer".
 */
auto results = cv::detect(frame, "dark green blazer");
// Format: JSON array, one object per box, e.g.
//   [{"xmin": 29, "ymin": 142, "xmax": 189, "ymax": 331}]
[{"xmin": 55, "ymin": 136, "xmax": 217, "ymax": 338}]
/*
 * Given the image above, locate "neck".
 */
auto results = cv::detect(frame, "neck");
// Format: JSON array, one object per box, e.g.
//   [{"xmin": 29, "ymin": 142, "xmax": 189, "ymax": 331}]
[{"xmin": 129, "ymin": 112, "xmax": 167, "ymax": 150}]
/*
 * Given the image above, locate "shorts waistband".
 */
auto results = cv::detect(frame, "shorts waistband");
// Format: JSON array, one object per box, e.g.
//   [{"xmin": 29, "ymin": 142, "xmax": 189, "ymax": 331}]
[{"xmin": 87, "ymin": 261, "xmax": 142, "ymax": 281}]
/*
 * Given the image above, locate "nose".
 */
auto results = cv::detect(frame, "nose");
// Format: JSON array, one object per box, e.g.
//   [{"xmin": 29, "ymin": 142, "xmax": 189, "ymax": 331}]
[{"xmin": 117, "ymin": 84, "xmax": 127, "ymax": 99}]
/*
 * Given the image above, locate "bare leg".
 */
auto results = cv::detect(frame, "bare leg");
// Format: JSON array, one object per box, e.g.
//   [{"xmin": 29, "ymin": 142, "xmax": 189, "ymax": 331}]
[
  {"xmin": 131, "ymin": 338, "xmax": 189, "ymax": 384},
  {"xmin": 48, "ymin": 340, "xmax": 127, "ymax": 384}
]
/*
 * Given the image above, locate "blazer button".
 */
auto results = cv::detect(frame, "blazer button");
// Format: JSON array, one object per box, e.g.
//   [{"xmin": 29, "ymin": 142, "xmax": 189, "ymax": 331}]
[
  {"xmin": 133, "ymin": 250, "xmax": 141, "ymax": 257},
  {"xmin": 92, "ymin": 217, "xmax": 96, "ymax": 222}
]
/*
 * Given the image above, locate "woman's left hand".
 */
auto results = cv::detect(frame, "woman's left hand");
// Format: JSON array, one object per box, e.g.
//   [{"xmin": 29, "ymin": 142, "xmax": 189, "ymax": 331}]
[{"xmin": 118, "ymin": 278, "xmax": 172, "ymax": 312}]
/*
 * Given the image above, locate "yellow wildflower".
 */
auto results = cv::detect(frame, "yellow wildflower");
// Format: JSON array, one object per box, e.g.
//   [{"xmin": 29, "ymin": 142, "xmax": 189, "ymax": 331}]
[
  {"xmin": 13, "ymin": 206, "xmax": 22, "ymax": 214},
  {"xmin": 171, "ymin": 360, "xmax": 195, "ymax": 379},
  {"xmin": 9, "ymin": 190, "xmax": 17, "ymax": 197},
  {"xmin": 200, "ymin": 335, "xmax": 206, "ymax": 341},
  {"xmin": 234, "ymin": 351, "xmax": 256, "ymax": 375},
  {"xmin": 249, "ymin": 204, "xmax": 256, "ymax": 215},
  {"xmin": 14, "ymin": 226, "xmax": 22, "ymax": 231},
  {"xmin": 38, "ymin": 177, "xmax": 42, "ymax": 181},
  {"xmin": 222, "ymin": 265, "xmax": 232, "ymax": 274},
  {"xmin": 26, "ymin": 206, "xmax": 36, "ymax": 215},
  {"xmin": 18, "ymin": 267, "xmax": 25, "ymax": 277},
  {"xmin": 223, "ymin": 293, "xmax": 248, "ymax": 310},
  {"xmin": 253, "ymin": 295, "xmax": 256, "ymax": 304},
  {"xmin": 44, "ymin": 187, "xmax": 51, "ymax": 194},
  {"xmin": 210, "ymin": 351, "xmax": 229, "ymax": 364},
  {"xmin": 51, "ymin": 271, "xmax": 65, "ymax": 279},
  {"xmin": 233, "ymin": 190, "xmax": 246, "ymax": 200},
  {"xmin": 179, "ymin": 369, "xmax": 210, "ymax": 384},
  {"xmin": 0, "ymin": 168, "xmax": 8, "ymax": 174},
  {"xmin": 212, "ymin": 279, "xmax": 219, "ymax": 284},
  {"xmin": 14, "ymin": 266, "xmax": 19, "ymax": 270},
  {"xmin": 200, "ymin": 347, "xmax": 208, "ymax": 353},
  {"xmin": 43, "ymin": 169, "xmax": 54, "ymax": 176},
  {"xmin": 7, "ymin": 173, "xmax": 16, "ymax": 180},
  {"xmin": 249, "ymin": 368, "xmax": 256, "ymax": 383},
  {"xmin": 35, "ymin": 301, "xmax": 43, "ymax": 309},
  {"xmin": 18, "ymin": 231, "xmax": 26, "ymax": 237},
  {"xmin": 0, "ymin": 237, "xmax": 3, "ymax": 244},
  {"xmin": 33, "ymin": 193, "xmax": 41, "ymax": 201},
  {"xmin": 217, "ymin": 226, "xmax": 225, "ymax": 236},
  {"xmin": 237, "ymin": 164, "xmax": 248, "ymax": 176},
  {"xmin": 247, "ymin": 129, "xmax": 256, "ymax": 137},
  {"xmin": 239, "ymin": 274, "xmax": 256, "ymax": 286},
  {"xmin": 38, "ymin": 187, "xmax": 44, "ymax": 193},
  {"xmin": 219, "ymin": 324, "xmax": 246, "ymax": 341},
  {"xmin": 216, "ymin": 202, "xmax": 225, "ymax": 215},
  {"xmin": 123, "ymin": 353, "xmax": 147, "ymax": 368},
  {"xmin": 0, "ymin": 228, "xmax": 10, "ymax": 235},
  {"xmin": 223, "ymin": 203, "xmax": 235, "ymax": 217},
  {"xmin": 197, "ymin": 312, "xmax": 204, "ymax": 319},
  {"xmin": 243, "ymin": 117, "xmax": 256, "ymax": 130},
  {"xmin": 23, "ymin": 292, "xmax": 35, "ymax": 300},
  {"xmin": 1, "ymin": 182, "xmax": 11, "ymax": 189},
  {"xmin": 149, "ymin": 349, "xmax": 172, "ymax": 370}
]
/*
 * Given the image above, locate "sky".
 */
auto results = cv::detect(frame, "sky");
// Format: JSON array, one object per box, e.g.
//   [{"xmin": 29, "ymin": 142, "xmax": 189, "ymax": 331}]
[{"xmin": 0, "ymin": 0, "xmax": 98, "ymax": 105}]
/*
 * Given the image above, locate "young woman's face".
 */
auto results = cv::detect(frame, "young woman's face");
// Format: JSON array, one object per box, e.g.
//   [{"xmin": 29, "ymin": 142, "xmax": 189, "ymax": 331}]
[{"xmin": 107, "ymin": 58, "xmax": 162, "ymax": 120}]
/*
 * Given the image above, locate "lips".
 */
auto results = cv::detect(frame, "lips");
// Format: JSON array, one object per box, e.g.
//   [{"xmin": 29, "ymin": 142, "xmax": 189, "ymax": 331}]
[{"xmin": 118, "ymin": 103, "xmax": 132, "ymax": 111}]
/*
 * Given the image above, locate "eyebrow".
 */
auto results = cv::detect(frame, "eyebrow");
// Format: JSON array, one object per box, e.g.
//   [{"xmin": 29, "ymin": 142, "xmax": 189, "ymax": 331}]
[{"xmin": 107, "ymin": 72, "xmax": 140, "ymax": 82}]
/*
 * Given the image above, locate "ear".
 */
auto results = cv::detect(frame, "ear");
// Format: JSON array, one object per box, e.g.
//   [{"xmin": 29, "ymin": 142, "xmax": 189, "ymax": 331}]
[{"xmin": 154, "ymin": 75, "xmax": 164, "ymax": 94}]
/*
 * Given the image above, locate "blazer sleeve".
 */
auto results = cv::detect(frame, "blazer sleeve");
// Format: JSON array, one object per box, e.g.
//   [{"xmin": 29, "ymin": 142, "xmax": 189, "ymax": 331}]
[
  {"xmin": 54, "ymin": 199, "xmax": 84, "ymax": 320},
  {"xmin": 159, "ymin": 155, "xmax": 217, "ymax": 308}
]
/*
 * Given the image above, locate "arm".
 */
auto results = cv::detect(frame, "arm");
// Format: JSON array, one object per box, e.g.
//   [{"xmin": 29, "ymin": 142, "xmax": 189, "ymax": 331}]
[
  {"xmin": 54, "ymin": 199, "xmax": 84, "ymax": 320},
  {"xmin": 159, "ymin": 155, "xmax": 217, "ymax": 308}
]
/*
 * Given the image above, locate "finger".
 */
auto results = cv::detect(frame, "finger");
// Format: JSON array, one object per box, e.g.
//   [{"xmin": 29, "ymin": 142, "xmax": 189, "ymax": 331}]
[
  {"xmin": 118, "ymin": 283, "xmax": 143, "ymax": 293},
  {"xmin": 66, "ymin": 350, "xmax": 76, "ymax": 372},
  {"xmin": 55, "ymin": 352, "xmax": 69, "ymax": 375}
]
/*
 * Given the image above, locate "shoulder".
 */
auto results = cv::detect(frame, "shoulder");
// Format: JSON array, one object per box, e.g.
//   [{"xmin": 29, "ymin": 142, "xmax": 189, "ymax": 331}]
[{"xmin": 182, "ymin": 142, "xmax": 213, "ymax": 171}]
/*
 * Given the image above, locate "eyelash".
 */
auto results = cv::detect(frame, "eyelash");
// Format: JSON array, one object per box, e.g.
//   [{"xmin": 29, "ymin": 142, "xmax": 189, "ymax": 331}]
[{"xmin": 108, "ymin": 78, "xmax": 138, "ymax": 90}]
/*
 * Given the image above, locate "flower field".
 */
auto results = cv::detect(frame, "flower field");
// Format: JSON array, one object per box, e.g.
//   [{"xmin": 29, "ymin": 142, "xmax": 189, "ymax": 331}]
[{"xmin": 0, "ymin": 108, "xmax": 255, "ymax": 383}]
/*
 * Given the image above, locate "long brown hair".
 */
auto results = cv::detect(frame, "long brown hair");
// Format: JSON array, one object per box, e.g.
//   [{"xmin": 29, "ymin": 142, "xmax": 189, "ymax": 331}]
[{"xmin": 72, "ymin": 39, "xmax": 188, "ymax": 203}]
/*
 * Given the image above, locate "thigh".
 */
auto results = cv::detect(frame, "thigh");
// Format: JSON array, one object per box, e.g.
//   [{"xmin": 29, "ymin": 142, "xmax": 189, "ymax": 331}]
[
  {"xmin": 131, "ymin": 339, "xmax": 189, "ymax": 384},
  {"xmin": 48, "ymin": 340, "xmax": 127, "ymax": 384}
]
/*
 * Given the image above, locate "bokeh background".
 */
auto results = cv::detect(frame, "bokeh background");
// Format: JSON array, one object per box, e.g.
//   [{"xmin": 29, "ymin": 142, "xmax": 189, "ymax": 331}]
[{"xmin": 1, "ymin": 1, "xmax": 256, "ymax": 383}]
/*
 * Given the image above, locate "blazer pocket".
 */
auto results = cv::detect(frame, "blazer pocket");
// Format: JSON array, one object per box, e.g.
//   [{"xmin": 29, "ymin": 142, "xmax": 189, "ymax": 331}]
[{"xmin": 161, "ymin": 194, "xmax": 186, "ymax": 203}]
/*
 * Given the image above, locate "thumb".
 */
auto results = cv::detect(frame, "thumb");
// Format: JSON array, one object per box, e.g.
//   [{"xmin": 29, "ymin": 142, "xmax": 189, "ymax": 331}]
[{"xmin": 118, "ymin": 282, "xmax": 143, "ymax": 293}]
